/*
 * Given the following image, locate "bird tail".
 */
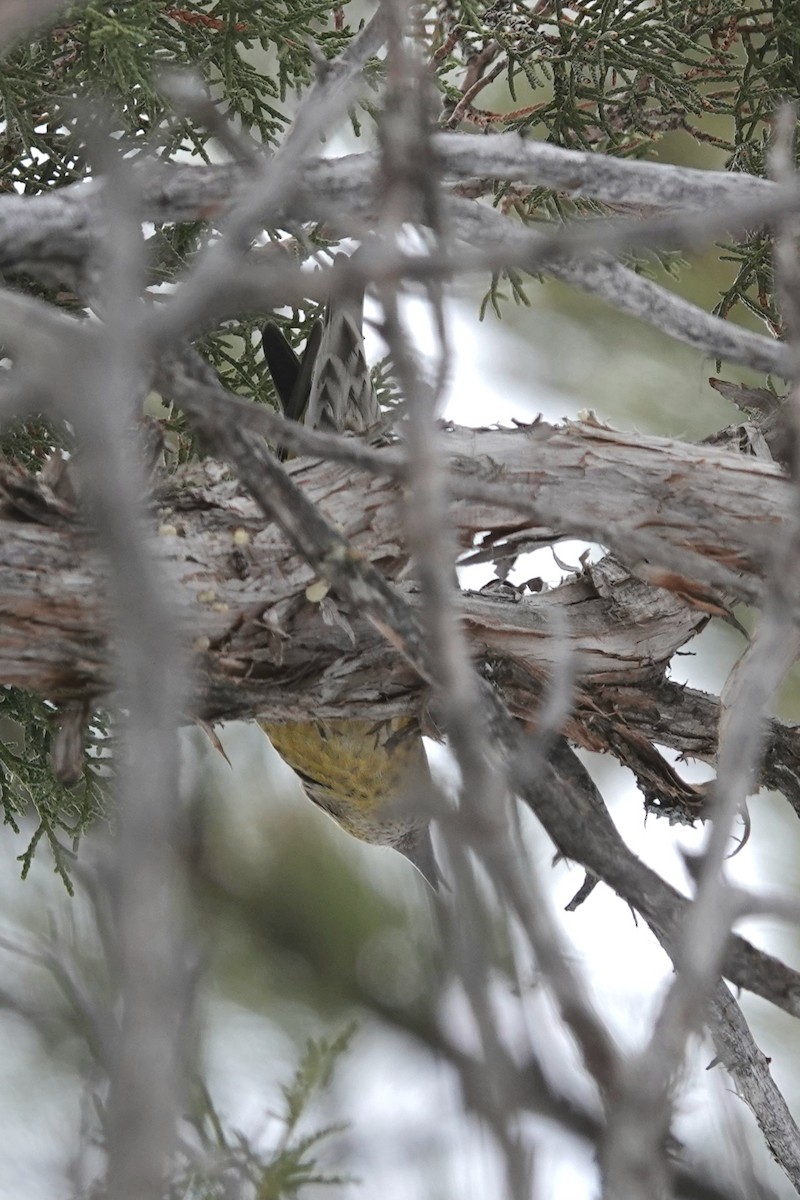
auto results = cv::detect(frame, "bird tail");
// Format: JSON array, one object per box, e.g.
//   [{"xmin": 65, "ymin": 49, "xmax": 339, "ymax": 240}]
[
  {"xmin": 305, "ymin": 286, "xmax": 381, "ymax": 435},
  {"xmin": 262, "ymin": 265, "xmax": 380, "ymax": 440}
]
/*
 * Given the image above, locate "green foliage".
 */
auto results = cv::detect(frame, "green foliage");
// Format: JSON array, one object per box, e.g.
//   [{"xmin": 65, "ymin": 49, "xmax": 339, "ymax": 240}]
[
  {"xmin": 370, "ymin": 353, "xmax": 404, "ymax": 411},
  {"xmin": 0, "ymin": 1, "xmax": 372, "ymax": 428},
  {"xmin": 0, "ymin": 0, "xmax": 346, "ymax": 194},
  {"xmin": 441, "ymin": 0, "xmax": 762, "ymax": 152},
  {"xmin": 432, "ymin": 1, "xmax": 797, "ymax": 323},
  {"xmin": 281, "ymin": 1024, "xmax": 355, "ymax": 1127},
  {"xmin": 0, "ymin": 689, "xmax": 107, "ymax": 891},
  {"xmin": 1, "ymin": 0, "xmax": 792, "ymax": 382},
  {"xmin": 168, "ymin": 1027, "xmax": 356, "ymax": 1200},
  {"xmin": 0, "ymin": 412, "xmax": 65, "ymax": 466}
]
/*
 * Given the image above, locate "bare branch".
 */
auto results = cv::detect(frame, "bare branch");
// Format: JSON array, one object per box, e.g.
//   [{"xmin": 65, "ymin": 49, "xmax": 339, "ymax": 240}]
[
  {"xmin": 710, "ymin": 984, "xmax": 800, "ymax": 1193},
  {"xmin": 43, "ymin": 120, "xmax": 191, "ymax": 1200},
  {"xmin": 0, "ymin": 138, "xmax": 793, "ymax": 375}
]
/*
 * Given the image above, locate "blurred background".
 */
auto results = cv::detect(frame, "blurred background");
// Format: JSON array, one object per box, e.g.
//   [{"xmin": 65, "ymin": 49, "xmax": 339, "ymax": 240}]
[{"xmin": 2, "ymin": 4, "xmax": 800, "ymax": 1197}]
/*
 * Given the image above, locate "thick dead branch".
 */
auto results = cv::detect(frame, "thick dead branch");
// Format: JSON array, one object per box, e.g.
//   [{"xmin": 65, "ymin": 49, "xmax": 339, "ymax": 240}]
[
  {"xmin": 0, "ymin": 416, "xmax": 790, "ymax": 723},
  {"xmin": 2, "ymin": 411, "xmax": 795, "ymax": 840},
  {"xmin": 0, "ymin": 420, "xmax": 743, "ymax": 706}
]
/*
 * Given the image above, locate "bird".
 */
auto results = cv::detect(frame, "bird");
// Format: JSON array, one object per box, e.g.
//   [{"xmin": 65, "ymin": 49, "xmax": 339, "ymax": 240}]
[{"xmin": 258, "ymin": 282, "xmax": 439, "ymax": 889}]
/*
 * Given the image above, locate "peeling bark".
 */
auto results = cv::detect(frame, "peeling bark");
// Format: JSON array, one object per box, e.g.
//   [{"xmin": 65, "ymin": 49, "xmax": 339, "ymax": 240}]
[{"xmin": 2, "ymin": 416, "xmax": 798, "ymax": 820}]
